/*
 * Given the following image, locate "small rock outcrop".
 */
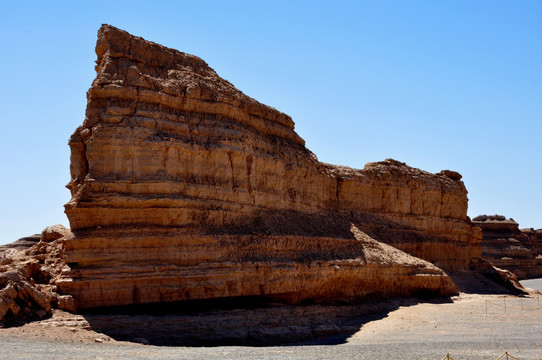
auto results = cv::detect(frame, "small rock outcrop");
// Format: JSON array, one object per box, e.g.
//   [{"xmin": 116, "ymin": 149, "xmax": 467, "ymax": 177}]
[
  {"xmin": 0, "ymin": 226, "xmax": 75, "ymax": 325},
  {"xmin": 474, "ymin": 215, "xmax": 542, "ymax": 279},
  {"xmin": 55, "ymin": 25, "xmax": 485, "ymax": 309}
]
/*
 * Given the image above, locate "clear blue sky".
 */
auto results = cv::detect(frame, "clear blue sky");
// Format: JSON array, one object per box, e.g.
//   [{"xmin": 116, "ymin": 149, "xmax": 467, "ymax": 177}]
[{"xmin": 1, "ymin": 1, "xmax": 540, "ymax": 244}]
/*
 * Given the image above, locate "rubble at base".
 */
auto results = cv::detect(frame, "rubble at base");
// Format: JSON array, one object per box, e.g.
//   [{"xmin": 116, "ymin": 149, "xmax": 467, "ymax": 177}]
[{"xmin": 0, "ymin": 226, "xmax": 76, "ymax": 325}]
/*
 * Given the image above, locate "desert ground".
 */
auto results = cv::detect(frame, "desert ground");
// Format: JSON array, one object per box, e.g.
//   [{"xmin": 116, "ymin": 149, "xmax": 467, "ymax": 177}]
[{"xmin": 1, "ymin": 291, "xmax": 542, "ymax": 360}]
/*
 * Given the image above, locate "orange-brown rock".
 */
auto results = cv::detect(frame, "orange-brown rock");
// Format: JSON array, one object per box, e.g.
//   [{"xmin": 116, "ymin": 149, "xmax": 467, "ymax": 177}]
[
  {"xmin": 0, "ymin": 226, "xmax": 75, "ymax": 325},
  {"xmin": 523, "ymin": 228, "xmax": 542, "ymax": 255},
  {"xmin": 57, "ymin": 25, "xmax": 484, "ymax": 309},
  {"xmin": 474, "ymin": 215, "xmax": 542, "ymax": 280}
]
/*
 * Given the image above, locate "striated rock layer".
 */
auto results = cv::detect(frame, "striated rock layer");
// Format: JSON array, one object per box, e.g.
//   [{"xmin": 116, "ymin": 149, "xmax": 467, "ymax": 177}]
[
  {"xmin": 58, "ymin": 25, "xmax": 483, "ymax": 309},
  {"xmin": 474, "ymin": 215, "xmax": 542, "ymax": 280}
]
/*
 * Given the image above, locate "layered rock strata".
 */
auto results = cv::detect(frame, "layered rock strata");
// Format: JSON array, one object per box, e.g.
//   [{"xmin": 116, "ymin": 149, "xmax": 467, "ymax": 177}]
[
  {"xmin": 523, "ymin": 228, "xmax": 542, "ymax": 256},
  {"xmin": 58, "ymin": 25, "xmax": 483, "ymax": 309},
  {"xmin": 474, "ymin": 215, "xmax": 542, "ymax": 279}
]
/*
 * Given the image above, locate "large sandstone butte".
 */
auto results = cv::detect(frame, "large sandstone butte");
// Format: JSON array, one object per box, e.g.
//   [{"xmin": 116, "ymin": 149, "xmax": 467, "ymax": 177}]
[
  {"xmin": 57, "ymin": 25, "xmax": 483, "ymax": 309},
  {"xmin": 474, "ymin": 215, "xmax": 542, "ymax": 280}
]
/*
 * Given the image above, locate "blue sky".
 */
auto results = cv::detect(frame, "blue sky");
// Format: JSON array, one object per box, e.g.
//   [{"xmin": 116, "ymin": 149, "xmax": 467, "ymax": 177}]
[{"xmin": 1, "ymin": 1, "xmax": 540, "ymax": 244}]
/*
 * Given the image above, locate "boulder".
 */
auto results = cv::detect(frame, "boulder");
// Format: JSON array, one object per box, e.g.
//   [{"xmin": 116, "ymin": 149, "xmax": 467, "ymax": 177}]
[{"xmin": 41, "ymin": 225, "xmax": 70, "ymax": 243}]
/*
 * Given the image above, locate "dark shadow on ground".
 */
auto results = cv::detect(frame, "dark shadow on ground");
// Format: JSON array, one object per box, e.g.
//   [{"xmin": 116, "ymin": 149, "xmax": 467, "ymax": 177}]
[{"xmin": 80, "ymin": 295, "xmax": 453, "ymax": 347}]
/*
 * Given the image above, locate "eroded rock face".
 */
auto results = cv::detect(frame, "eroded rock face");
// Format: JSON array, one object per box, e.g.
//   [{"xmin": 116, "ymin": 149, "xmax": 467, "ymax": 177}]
[
  {"xmin": 522, "ymin": 228, "xmax": 542, "ymax": 256},
  {"xmin": 0, "ymin": 226, "xmax": 75, "ymax": 325},
  {"xmin": 474, "ymin": 215, "xmax": 542, "ymax": 279},
  {"xmin": 58, "ymin": 25, "xmax": 483, "ymax": 309}
]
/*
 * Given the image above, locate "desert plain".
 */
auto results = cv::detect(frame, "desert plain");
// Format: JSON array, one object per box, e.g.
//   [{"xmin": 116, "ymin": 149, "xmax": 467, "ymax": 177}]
[{"xmin": 2, "ymin": 290, "xmax": 542, "ymax": 359}]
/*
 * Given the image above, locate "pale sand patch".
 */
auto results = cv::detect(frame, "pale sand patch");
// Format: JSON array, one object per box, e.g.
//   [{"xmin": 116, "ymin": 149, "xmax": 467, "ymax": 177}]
[{"xmin": 346, "ymin": 293, "xmax": 542, "ymax": 357}]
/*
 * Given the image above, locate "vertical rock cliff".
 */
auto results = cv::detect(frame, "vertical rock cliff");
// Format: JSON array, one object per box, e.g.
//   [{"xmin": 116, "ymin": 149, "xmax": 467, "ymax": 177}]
[{"xmin": 57, "ymin": 25, "xmax": 483, "ymax": 308}]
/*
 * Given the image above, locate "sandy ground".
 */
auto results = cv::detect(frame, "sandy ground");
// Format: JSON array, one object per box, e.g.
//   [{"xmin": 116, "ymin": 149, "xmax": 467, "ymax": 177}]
[
  {"xmin": 1, "ymin": 292, "xmax": 542, "ymax": 359},
  {"xmin": 521, "ymin": 278, "xmax": 542, "ymax": 291}
]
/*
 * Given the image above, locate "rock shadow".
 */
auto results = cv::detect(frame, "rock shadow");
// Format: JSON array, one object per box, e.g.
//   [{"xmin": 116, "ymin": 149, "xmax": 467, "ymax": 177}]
[
  {"xmin": 79, "ymin": 295, "xmax": 453, "ymax": 347},
  {"xmin": 448, "ymin": 269, "xmax": 528, "ymax": 296}
]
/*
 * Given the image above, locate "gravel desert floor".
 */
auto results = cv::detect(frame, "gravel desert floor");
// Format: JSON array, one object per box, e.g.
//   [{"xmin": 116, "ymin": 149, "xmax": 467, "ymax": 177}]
[{"xmin": 2, "ymin": 292, "xmax": 542, "ymax": 360}]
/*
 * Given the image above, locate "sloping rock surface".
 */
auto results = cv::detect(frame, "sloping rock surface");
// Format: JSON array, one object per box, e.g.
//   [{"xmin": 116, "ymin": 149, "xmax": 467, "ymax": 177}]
[
  {"xmin": 474, "ymin": 215, "xmax": 542, "ymax": 279},
  {"xmin": 58, "ymin": 25, "xmax": 484, "ymax": 309}
]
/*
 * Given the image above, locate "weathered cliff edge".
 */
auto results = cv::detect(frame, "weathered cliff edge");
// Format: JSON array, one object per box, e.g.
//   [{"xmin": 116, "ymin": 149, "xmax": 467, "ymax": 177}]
[
  {"xmin": 474, "ymin": 215, "xmax": 542, "ymax": 280},
  {"xmin": 57, "ymin": 25, "xmax": 484, "ymax": 309}
]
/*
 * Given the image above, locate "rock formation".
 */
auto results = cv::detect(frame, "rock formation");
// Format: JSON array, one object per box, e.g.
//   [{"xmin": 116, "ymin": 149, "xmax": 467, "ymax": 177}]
[
  {"xmin": 0, "ymin": 235, "xmax": 40, "ymax": 253},
  {"xmin": 55, "ymin": 25, "xmax": 485, "ymax": 309},
  {"xmin": 0, "ymin": 226, "xmax": 75, "ymax": 325},
  {"xmin": 474, "ymin": 215, "xmax": 542, "ymax": 279},
  {"xmin": 523, "ymin": 228, "xmax": 542, "ymax": 256}
]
